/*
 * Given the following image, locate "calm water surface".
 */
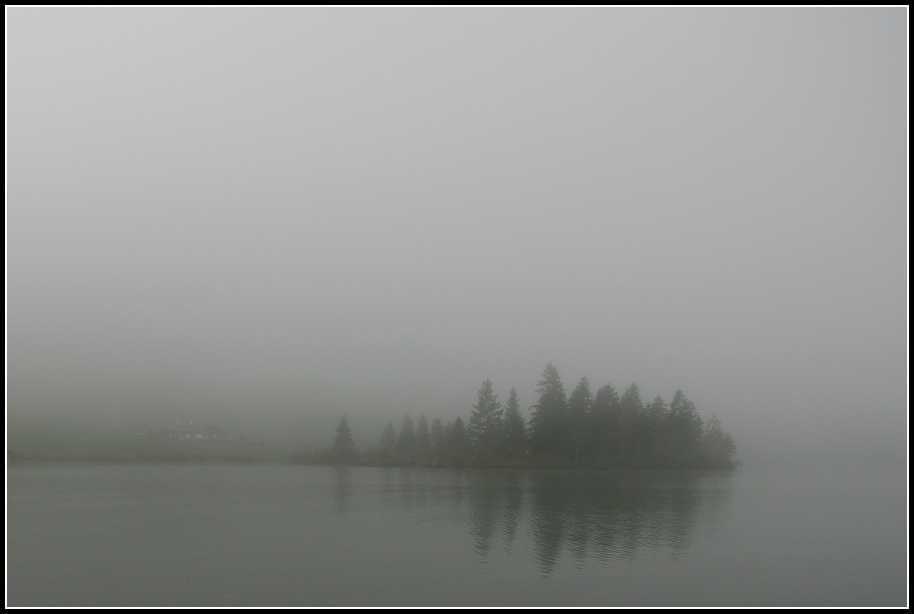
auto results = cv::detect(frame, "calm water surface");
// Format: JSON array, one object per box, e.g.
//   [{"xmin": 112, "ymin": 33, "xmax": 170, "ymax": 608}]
[{"xmin": 6, "ymin": 463, "xmax": 906, "ymax": 606}]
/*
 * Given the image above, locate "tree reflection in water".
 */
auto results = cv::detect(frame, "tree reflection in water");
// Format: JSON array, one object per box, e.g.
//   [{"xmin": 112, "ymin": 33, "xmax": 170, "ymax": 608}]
[
  {"xmin": 332, "ymin": 467, "xmax": 732, "ymax": 575},
  {"xmin": 333, "ymin": 466, "xmax": 352, "ymax": 515},
  {"xmin": 492, "ymin": 470, "xmax": 730, "ymax": 574}
]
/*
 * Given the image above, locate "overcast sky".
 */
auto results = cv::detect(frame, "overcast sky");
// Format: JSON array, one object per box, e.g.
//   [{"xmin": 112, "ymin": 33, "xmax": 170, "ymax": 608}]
[{"xmin": 7, "ymin": 8, "xmax": 907, "ymax": 457}]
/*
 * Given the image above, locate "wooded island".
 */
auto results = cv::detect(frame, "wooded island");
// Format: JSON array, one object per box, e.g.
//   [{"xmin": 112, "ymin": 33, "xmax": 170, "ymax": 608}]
[{"xmin": 308, "ymin": 363, "xmax": 739, "ymax": 470}]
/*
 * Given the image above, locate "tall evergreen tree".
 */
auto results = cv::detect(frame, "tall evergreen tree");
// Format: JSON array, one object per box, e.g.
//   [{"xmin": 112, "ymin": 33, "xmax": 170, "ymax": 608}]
[
  {"xmin": 415, "ymin": 414, "xmax": 431, "ymax": 459},
  {"xmin": 333, "ymin": 415, "xmax": 357, "ymax": 461},
  {"xmin": 396, "ymin": 413, "xmax": 417, "ymax": 459},
  {"xmin": 503, "ymin": 387, "xmax": 527, "ymax": 459},
  {"xmin": 430, "ymin": 418, "xmax": 444, "ymax": 462},
  {"xmin": 618, "ymin": 382, "xmax": 643, "ymax": 461},
  {"xmin": 669, "ymin": 389, "xmax": 704, "ymax": 466},
  {"xmin": 468, "ymin": 379, "xmax": 504, "ymax": 457},
  {"xmin": 567, "ymin": 376, "xmax": 593, "ymax": 463},
  {"xmin": 591, "ymin": 383, "xmax": 620, "ymax": 463},
  {"xmin": 642, "ymin": 395, "xmax": 668, "ymax": 464},
  {"xmin": 529, "ymin": 364, "xmax": 567, "ymax": 458}
]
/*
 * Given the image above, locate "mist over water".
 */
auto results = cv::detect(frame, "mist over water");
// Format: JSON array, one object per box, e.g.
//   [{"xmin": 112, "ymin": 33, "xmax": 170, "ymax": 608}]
[{"xmin": 7, "ymin": 8, "xmax": 907, "ymax": 464}]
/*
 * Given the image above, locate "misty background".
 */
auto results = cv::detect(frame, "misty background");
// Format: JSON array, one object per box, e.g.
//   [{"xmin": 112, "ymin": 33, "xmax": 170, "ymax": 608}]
[{"xmin": 7, "ymin": 8, "xmax": 907, "ymax": 463}]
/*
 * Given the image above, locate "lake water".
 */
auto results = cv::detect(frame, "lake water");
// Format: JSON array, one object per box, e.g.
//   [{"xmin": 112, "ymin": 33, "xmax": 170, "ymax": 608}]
[{"xmin": 6, "ymin": 462, "xmax": 907, "ymax": 606}]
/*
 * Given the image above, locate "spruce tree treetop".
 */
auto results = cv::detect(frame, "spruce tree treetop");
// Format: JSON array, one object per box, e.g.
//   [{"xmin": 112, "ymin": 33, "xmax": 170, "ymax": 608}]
[
  {"xmin": 593, "ymin": 383, "xmax": 620, "ymax": 410},
  {"xmin": 646, "ymin": 395, "xmax": 668, "ymax": 420},
  {"xmin": 620, "ymin": 382, "xmax": 643, "ymax": 413}
]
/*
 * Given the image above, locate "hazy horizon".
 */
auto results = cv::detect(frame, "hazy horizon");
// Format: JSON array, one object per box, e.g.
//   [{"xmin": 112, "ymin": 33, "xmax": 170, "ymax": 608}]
[{"xmin": 7, "ymin": 8, "xmax": 907, "ymax": 463}]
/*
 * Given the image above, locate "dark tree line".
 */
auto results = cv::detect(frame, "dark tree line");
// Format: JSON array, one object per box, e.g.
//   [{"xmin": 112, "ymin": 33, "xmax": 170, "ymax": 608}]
[{"xmin": 325, "ymin": 364, "xmax": 738, "ymax": 470}]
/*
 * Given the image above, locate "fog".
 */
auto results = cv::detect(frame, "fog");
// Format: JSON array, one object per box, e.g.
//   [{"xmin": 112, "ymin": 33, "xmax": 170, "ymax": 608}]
[{"xmin": 7, "ymin": 8, "xmax": 907, "ymax": 463}]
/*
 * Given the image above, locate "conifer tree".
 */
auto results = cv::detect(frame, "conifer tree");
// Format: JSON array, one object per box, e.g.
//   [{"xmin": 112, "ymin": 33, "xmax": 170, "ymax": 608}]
[
  {"xmin": 468, "ymin": 379, "xmax": 504, "ymax": 457},
  {"xmin": 415, "ymin": 414, "xmax": 431, "ymax": 459},
  {"xmin": 618, "ymin": 382, "xmax": 643, "ymax": 461},
  {"xmin": 333, "ymin": 415, "xmax": 357, "ymax": 461},
  {"xmin": 669, "ymin": 390, "xmax": 704, "ymax": 466},
  {"xmin": 642, "ymin": 395, "xmax": 668, "ymax": 463},
  {"xmin": 430, "ymin": 418, "xmax": 444, "ymax": 462},
  {"xmin": 591, "ymin": 383, "xmax": 620, "ymax": 463},
  {"xmin": 396, "ymin": 413, "xmax": 417, "ymax": 459},
  {"xmin": 567, "ymin": 376, "xmax": 593, "ymax": 463},
  {"xmin": 503, "ymin": 387, "xmax": 527, "ymax": 458},
  {"xmin": 529, "ymin": 364, "xmax": 567, "ymax": 458}
]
